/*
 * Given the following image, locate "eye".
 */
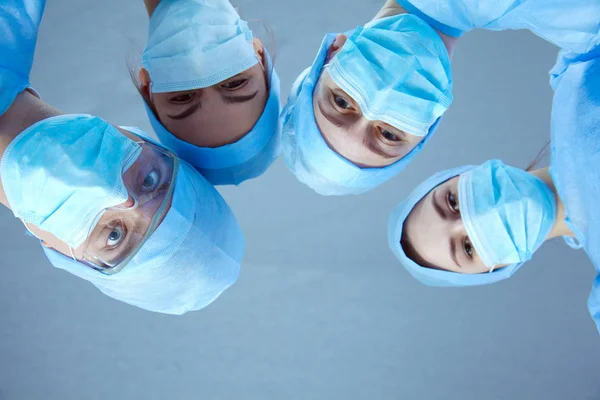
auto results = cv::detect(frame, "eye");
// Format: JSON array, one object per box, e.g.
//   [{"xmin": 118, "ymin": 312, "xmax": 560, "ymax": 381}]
[
  {"xmin": 106, "ymin": 222, "xmax": 126, "ymax": 249},
  {"xmin": 142, "ymin": 170, "xmax": 160, "ymax": 191},
  {"xmin": 463, "ymin": 237, "xmax": 474, "ymax": 259},
  {"xmin": 221, "ymin": 79, "xmax": 248, "ymax": 90},
  {"xmin": 381, "ymin": 129, "xmax": 400, "ymax": 142},
  {"xmin": 334, "ymin": 95, "xmax": 351, "ymax": 110},
  {"xmin": 170, "ymin": 92, "xmax": 195, "ymax": 104},
  {"xmin": 447, "ymin": 191, "xmax": 460, "ymax": 214}
]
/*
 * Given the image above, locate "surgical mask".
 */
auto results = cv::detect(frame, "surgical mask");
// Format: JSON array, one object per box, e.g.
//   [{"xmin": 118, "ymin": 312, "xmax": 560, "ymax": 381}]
[
  {"xmin": 326, "ymin": 14, "xmax": 453, "ymax": 136},
  {"xmin": 458, "ymin": 160, "xmax": 557, "ymax": 268},
  {"xmin": 142, "ymin": 0, "xmax": 258, "ymax": 93},
  {"xmin": 0, "ymin": 115, "xmax": 179, "ymax": 274}
]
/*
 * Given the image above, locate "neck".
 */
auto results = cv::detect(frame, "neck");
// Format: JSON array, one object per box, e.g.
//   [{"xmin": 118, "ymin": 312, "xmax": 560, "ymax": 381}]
[
  {"xmin": 0, "ymin": 90, "xmax": 62, "ymax": 209},
  {"xmin": 373, "ymin": 0, "xmax": 458, "ymax": 57},
  {"xmin": 529, "ymin": 167, "xmax": 574, "ymax": 239}
]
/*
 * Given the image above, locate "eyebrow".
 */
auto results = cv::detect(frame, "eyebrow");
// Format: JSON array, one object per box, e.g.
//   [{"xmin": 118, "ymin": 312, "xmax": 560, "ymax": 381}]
[
  {"xmin": 449, "ymin": 238, "xmax": 461, "ymax": 269},
  {"xmin": 432, "ymin": 190, "xmax": 447, "ymax": 220},
  {"xmin": 433, "ymin": 191, "xmax": 462, "ymax": 269},
  {"xmin": 167, "ymin": 103, "xmax": 200, "ymax": 120},
  {"xmin": 222, "ymin": 91, "xmax": 259, "ymax": 105},
  {"xmin": 317, "ymin": 100, "xmax": 348, "ymax": 129}
]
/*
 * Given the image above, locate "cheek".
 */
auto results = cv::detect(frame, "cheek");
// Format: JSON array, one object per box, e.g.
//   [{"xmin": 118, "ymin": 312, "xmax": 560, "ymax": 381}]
[
  {"xmin": 406, "ymin": 134, "xmax": 425, "ymax": 148},
  {"xmin": 147, "ymin": 94, "xmax": 175, "ymax": 123}
]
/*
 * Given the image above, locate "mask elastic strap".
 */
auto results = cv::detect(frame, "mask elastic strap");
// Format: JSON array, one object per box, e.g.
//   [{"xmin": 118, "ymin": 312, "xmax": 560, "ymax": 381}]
[
  {"xmin": 68, "ymin": 246, "xmax": 77, "ymax": 262},
  {"xmin": 488, "ymin": 265, "xmax": 496, "ymax": 274}
]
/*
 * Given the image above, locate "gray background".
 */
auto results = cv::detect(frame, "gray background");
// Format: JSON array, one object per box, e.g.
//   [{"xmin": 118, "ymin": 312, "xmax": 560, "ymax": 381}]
[{"xmin": 0, "ymin": 0, "xmax": 598, "ymax": 399}]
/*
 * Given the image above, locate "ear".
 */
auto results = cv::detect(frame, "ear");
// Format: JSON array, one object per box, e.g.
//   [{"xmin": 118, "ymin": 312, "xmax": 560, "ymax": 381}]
[
  {"xmin": 325, "ymin": 34, "xmax": 348, "ymax": 63},
  {"xmin": 138, "ymin": 68, "xmax": 152, "ymax": 98},
  {"xmin": 252, "ymin": 38, "xmax": 267, "ymax": 71}
]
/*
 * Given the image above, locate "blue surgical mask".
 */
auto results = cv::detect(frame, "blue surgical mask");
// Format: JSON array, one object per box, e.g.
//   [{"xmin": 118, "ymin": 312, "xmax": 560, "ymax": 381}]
[
  {"xmin": 0, "ymin": 114, "xmax": 141, "ymax": 248},
  {"xmin": 458, "ymin": 160, "xmax": 557, "ymax": 268},
  {"xmin": 326, "ymin": 14, "xmax": 453, "ymax": 136},
  {"xmin": 142, "ymin": 0, "xmax": 258, "ymax": 93}
]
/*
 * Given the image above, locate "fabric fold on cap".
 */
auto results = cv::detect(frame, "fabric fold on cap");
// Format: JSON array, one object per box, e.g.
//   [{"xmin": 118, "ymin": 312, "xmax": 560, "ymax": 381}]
[{"xmin": 388, "ymin": 165, "xmax": 525, "ymax": 287}]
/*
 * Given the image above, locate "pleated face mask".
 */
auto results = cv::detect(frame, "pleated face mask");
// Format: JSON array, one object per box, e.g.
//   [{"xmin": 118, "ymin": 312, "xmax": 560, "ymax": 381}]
[
  {"xmin": 458, "ymin": 160, "xmax": 557, "ymax": 269},
  {"xmin": 0, "ymin": 115, "xmax": 142, "ymax": 250},
  {"xmin": 142, "ymin": 0, "xmax": 258, "ymax": 93},
  {"xmin": 326, "ymin": 13, "xmax": 453, "ymax": 137}
]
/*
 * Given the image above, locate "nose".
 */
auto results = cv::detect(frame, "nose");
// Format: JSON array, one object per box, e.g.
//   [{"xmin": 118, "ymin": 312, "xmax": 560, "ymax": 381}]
[
  {"xmin": 446, "ymin": 217, "xmax": 466, "ymax": 236},
  {"xmin": 119, "ymin": 195, "xmax": 136, "ymax": 209}
]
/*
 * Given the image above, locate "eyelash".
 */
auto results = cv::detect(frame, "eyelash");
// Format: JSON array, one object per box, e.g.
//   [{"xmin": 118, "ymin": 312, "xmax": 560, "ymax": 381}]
[
  {"xmin": 221, "ymin": 79, "xmax": 248, "ymax": 90},
  {"xmin": 170, "ymin": 92, "xmax": 195, "ymax": 104},
  {"xmin": 463, "ymin": 237, "xmax": 474, "ymax": 259},
  {"xmin": 331, "ymin": 92, "xmax": 355, "ymax": 112},
  {"xmin": 446, "ymin": 191, "xmax": 460, "ymax": 214},
  {"xmin": 379, "ymin": 127, "xmax": 403, "ymax": 143},
  {"xmin": 105, "ymin": 221, "xmax": 126, "ymax": 251}
]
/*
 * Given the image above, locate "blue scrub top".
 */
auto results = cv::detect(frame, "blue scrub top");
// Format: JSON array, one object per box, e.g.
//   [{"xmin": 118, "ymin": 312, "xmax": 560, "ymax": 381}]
[
  {"xmin": 396, "ymin": 0, "xmax": 600, "ymax": 55},
  {"xmin": 0, "ymin": 0, "xmax": 46, "ymax": 117},
  {"xmin": 549, "ymin": 48, "xmax": 600, "ymax": 334}
]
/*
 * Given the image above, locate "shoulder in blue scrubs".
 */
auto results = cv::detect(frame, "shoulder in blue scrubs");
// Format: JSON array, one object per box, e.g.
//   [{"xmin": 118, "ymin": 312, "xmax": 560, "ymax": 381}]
[
  {"xmin": 0, "ymin": 0, "xmax": 45, "ymax": 116},
  {"xmin": 549, "ymin": 46, "xmax": 600, "ymax": 332},
  {"xmin": 396, "ymin": 0, "xmax": 600, "ymax": 55}
]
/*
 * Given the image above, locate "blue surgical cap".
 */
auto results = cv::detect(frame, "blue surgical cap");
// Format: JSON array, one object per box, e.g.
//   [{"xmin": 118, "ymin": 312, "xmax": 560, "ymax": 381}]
[
  {"xmin": 43, "ymin": 160, "xmax": 245, "ymax": 315},
  {"xmin": 388, "ymin": 165, "xmax": 525, "ymax": 287},
  {"xmin": 281, "ymin": 34, "xmax": 441, "ymax": 196},
  {"xmin": 145, "ymin": 51, "xmax": 281, "ymax": 186}
]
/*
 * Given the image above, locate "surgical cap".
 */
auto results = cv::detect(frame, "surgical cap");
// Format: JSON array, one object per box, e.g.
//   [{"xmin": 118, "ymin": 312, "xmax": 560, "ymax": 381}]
[
  {"xmin": 44, "ymin": 160, "xmax": 245, "ymax": 315},
  {"xmin": 281, "ymin": 34, "xmax": 441, "ymax": 196},
  {"xmin": 146, "ymin": 51, "xmax": 281, "ymax": 186},
  {"xmin": 388, "ymin": 165, "xmax": 525, "ymax": 287}
]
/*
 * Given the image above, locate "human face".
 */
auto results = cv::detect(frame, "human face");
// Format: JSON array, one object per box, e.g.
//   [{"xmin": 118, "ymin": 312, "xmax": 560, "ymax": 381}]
[
  {"xmin": 402, "ymin": 176, "xmax": 491, "ymax": 274},
  {"xmin": 312, "ymin": 37, "xmax": 424, "ymax": 168},
  {"xmin": 144, "ymin": 47, "xmax": 269, "ymax": 149},
  {"xmin": 27, "ymin": 128, "xmax": 176, "ymax": 274}
]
